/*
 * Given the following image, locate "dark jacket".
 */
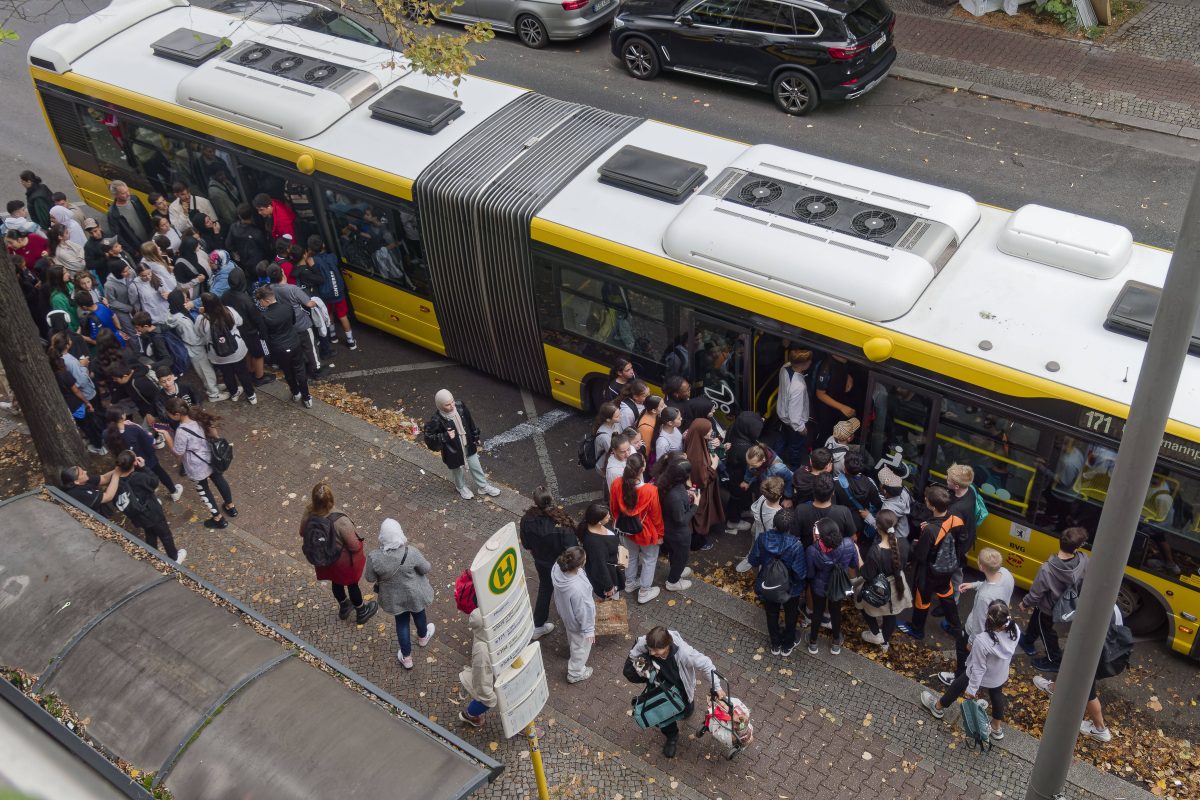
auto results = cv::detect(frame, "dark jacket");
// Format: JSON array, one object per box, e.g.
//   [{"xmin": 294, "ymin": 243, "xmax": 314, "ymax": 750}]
[
  {"xmin": 519, "ymin": 512, "xmax": 578, "ymax": 568},
  {"xmin": 84, "ymin": 237, "xmax": 108, "ymax": 280},
  {"xmin": 790, "ymin": 502, "xmax": 856, "ymax": 548},
  {"xmin": 665, "ymin": 396, "xmax": 694, "ymax": 430},
  {"xmin": 106, "ymin": 196, "xmax": 153, "ymax": 254},
  {"xmin": 312, "ymin": 251, "xmax": 347, "ymax": 304},
  {"xmin": 724, "ymin": 411, "xmax": 764, "ymax": 478},
  {"xmin": 661, "ymin": 483, "xmax": 699, "ymax": 541},
  {"xmin": 947, "ymin": 488, "xmax": 979, "ymax": 567},
  {"xmin": 226, "ymin": 220, "xmax": 270, "ymax": 273},
  {"xmin": 792, "ymin": 468, "xmax": 825, "ymax": 505},
  {"xmin": 223, "ymin": 269, "xmax": 267, "ymax": 343},
  {"xmin": 834, "ymin": 473, "xmax": 883, "ymax": 536},
  {"xmin": 860, "ymin": 538, "xmax": 910, "ymax": 583},
  {"xmin": 25, "ymin": 182, "xmax": 54, "ymax": 230},
  {"xmin": 748, "ymin": 529, "xmax": 807, "ymax": 599},
  {"xmin": 261, "ymin": 300, "xmax": 300, "ymax": 352},
  {"xmin": 911, "ymin": 513, "xmax": 965, "ymax": 598},
  {"xmin": 116, "ymin": 468, "xmax": 166, "ymax": 528},
  {"xmin": 137, "ymin": 327, "xmax": 175, "ymax": 376},
  {"xmin": 806, "ymin": 537, "xmax": 858, "ymax": 598},
  {"xmin": 294, "ymin": 259, "xmax": 326, "ymax": 297},
  {"xmin": 423, "ymin": 402, "xmax": 481, "ymax": 469},
  {"xmin": 581, "ymin": 529, "xmax": 621, "ymax": 598}
]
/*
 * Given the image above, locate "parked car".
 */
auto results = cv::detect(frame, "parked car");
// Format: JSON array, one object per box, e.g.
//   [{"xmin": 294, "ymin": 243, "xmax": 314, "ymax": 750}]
[
  {"xmin": 433, "ymin": 0, "xmax": 621, "ymax": 48},
  {"xmin": 211, "ymin": 0, "xmax": 385, "ymax": 46},
  {"xmin": 609, "ymin": 0, "xmax": 896, "ymax": 114}
]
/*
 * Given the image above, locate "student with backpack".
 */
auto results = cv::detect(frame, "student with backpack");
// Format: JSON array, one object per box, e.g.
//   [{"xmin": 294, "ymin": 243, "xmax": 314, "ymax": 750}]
[
  {"xmin": 1019, "ymin": 526, "xmax": 1089, "ymax": 671},
  {"xmin": 580, "ymin": 402, "xmax": 621, "ymax": 475},
  {"xmin": 112, "ymin": 450, "xmax": 186, "ymax": 565},
  {"xmin": 616, "ymin": 380, "xmax": 650, "ymax": 430},
  {"xmin": 300, "ymin": 481, "xmax": 379, "ymax": 625},
  {"xmin": 653, "ymin": 406, "xmax": 684, "ymax": 465},
  {"xmin": 255, "ymin": 284, "xmax": 311, "ymax": 407},
  {"xmin": 552, "ymin": 546, "xmax": 597, "ymax": 684},
  {"xmin": 920, "ymin": 600, "xmax": 1020, "ymax": 743},
  {"xmin": 364, "ymin": 518, "xmax": 434, "ymax": 669},
  {"xmin": 424, "ymin": 389, "xmax": 501, "ymax": 501},
  {"xmin": 790, "ymin": 447, "xmax": 834, "ymax": 507},
  {"xmin": 938, "ymin": 547, "xmax": 1014, "ymax": 681},
  {"xmin": 166, "ymin": 397, "xmax": 236, "ymax": 530},
  {"xmin": 611, "ymin": 453, "xmax": 665, "ymax": 604},
  {"xmin": 104, "ymin": 407, "xmax": 183, "ymax": 502},
  {"xmin": 161, "ymin": 289, "xmax": 228, "ymax": 403},
  {"xmin": 869, "ymin": 462, "xmax": 915, "ymax": 542},
  {"xmin": 857, "ymin": 510, "xmax": 912, "ymax": 652},
  {"xmin": 898, "ymin": 486, "xmax": 965, "ymax": 641},
  {"xmin": 131, "ymin": 311, "xmax": 184, "ymax": 377},
  {"xmin": 749, "ymin": 508, "xmax": 807, "ymax": 655},
  {"xmin": 806, "ymin": 517, "xmax": 860, "ymax": 655},
  {"xmin": 834, "ymin": 451, "xmax": 883, "ymax": 544},
  {"xmin": 195, "ymin": 293, "xmax": 257, "ymax": 404},
  {"xmin": 520, "ymin": 487, "xmax": 579, "ymax": 639},
  {"xmin": 946, "ymin": 463, "xmax": 985, "ymax": 585},
  {"xmin": 736, "ymin": 476, "xmax": 786, "ymax": 573}
]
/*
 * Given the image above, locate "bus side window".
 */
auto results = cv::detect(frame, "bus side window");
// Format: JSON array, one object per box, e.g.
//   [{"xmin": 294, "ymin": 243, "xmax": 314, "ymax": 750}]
[
  {"xmin": 557, "ymin": 266, "xmax": 669, "ymax": 370},
  {"xmin": 322, "ymin": 188, "xmax": 430, "ymax": 298},
  {"xmin": 928, "ymin": 399, "xmax": 1041, "ymax": 516},
  {"xmin": 124, "ymin": 122, "xmax": 205, "ymax": 197},
  {"xmin": 76, "ymin": 104, "xmax": 137, "ymax": 180}
]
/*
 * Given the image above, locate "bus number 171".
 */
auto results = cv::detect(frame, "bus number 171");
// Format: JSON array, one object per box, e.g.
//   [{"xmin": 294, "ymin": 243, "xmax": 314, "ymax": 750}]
[{"xmin": 1083, "ymin": 411, "xmax": 1115, "ymax": 435}]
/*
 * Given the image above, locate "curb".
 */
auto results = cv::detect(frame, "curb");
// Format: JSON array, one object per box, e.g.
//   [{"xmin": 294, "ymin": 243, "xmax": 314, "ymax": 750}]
[{"xmin": 891, "ymin": 66, "xmax": 1200, "ymax": 141}]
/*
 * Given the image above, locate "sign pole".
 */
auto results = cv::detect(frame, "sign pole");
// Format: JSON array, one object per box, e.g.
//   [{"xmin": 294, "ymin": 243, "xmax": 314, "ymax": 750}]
[{"xmin": 524, "ymin": 720, "xmax": 550, "ymax": 800}]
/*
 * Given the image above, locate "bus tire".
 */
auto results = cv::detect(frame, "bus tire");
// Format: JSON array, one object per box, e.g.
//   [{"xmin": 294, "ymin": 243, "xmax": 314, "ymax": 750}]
[{"xmin": 1117, "ymin": 580, "xmax": 1167, "ymax": 637}]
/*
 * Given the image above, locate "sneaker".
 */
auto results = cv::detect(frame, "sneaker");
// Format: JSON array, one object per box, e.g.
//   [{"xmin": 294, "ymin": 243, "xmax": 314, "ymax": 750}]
[
  {"xmin": 459, "ymin": 711, "xmax": 484, "ymax": 728},
  {"xmin": 347, "ymin": 338, "xmax": 358, "ymax": 351},
  {"xmin": 799, "ymin": 615, "xmax": 812, "ymax": 629},
  {"xmin": 87, "ymin": 445, "xmax": 108, "ymax": 455},
  {"xmin": 175, "ymin": 548, "xmax": 187, "ymax": 565},
  {"xmin": 699, "ymin": 541, "xmax": 715, "ymax": 552},
  {"xmin": 830, "ymin": 639, "xmax": 843, "ymax": 655},
  {"xmin": 896, "ymin": 621, "xmax": 923, "ymax": 641},
  {"xmin": 1019, "ymin": 639, "xmax": 1037, "ymax": 657},
  {"xmin": 665, "ymin": 579, "xmax": 692, "ymax": 592},
  {"xmin": 735, "ymin": 558, "xmax": 752, "ymax": 573},
  {"xmin": 680, "ymin": 567, "xmax": 694, "ymax": 579},
  {"xmin": 771, "ymin": 644, "xmax": 782, "ymax": 656},
  {"xmin": 1033, "ymin": 675, "xmax": 1055, "ymax": 697},
  {"xmin": 781, "ymin": 642, "xmax": 796, "ymax": 657},
  {"xmin": 210, "ymin": 391, "xmax": 231, "ymax": 402},
  {"xmin": 531, "ymin": 622, "xmax": 555, "ymax": 640},
  {"xmin": 938, "ymin": 671, "xmax": 955, "ymax": 686},
  {"xmin": 567, "ymin": 667, "xmax": 594, "ymax": 684},
  {"xmin": 879, "ymin": 642, "xmax": 890, "ymax": 653},
  {"xmin": 329, "ymin": 334, "xmax": 339, "ymax": 344},
  {"xmin": 1032, "ymin": 657, "xmax": 1061, "ymax": 673},
  {"xmin": 806, "ymin": 642, "xmax": 818, "ymax": 655},
  {"xmin": 920, "ymin": 690, "xmax": 945, "ymax": 719},
  {"xmin": 303, "ymin": 398, "xmax": 313, "ymax": 408},
  {"xmin": 247, "ymin": 394, "xmax": 258, "ymax": 405},
  {"xmin": 1080, "ymin": 720, "xmax": 1112, "ymax": 743},
  {"xmin": 861, "ymin": 629, "xmax": 885, "ymax": 646},
  {"xmin": 254, "ymin": 374, "xmax": 276, "ymax": 386},
  {"xmin": 170, "ymin": 484, "xmax": 184, "ymax": 502},
  {"xmin": 292, "ymin": 392, "xmax": 302, "ymax": 402},
  {"xmin": 418, "ymin": 623, "xmax": 436, "ymax": 647},
  {"xmin": 637, "ymin": 587, "xmax": 661, "ymax": 604},
  {"xmin": 990, "ymin": 727, "xmax": 1005, "ymax": 741},
  {"xmin": 481, "ymin": 485, "xmax": 501, "ymax": 497},
  {"xmin": 940, "ymin": 619, "xmax": 955, "ymax": 635},
  {"xmin": 153, "ymin": 433, "xmax": 166, "ymax": 449},
  {"xmin": 820, "ymin": 616, "xmax": 832, "ymax": 630},
  {"xmin": 204, "ymin": 517, "xmax": 229, "ymax": 529},
  {"xmin": 230, "ymin": 388, "xmax": 244, "ymax": 402},
  {"xmin": 398, "ymin": 652, "xmax": 414, "ymax": 669},
  {"xmin": 458, "ymin": 486, "xmax": 475, "ymax": 500}
]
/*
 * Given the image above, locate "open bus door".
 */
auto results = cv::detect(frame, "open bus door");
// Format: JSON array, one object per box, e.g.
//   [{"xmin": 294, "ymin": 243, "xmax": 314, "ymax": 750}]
[{"xmin": 863, "ymin": 373, "xmax": 939, "ymax": 495}]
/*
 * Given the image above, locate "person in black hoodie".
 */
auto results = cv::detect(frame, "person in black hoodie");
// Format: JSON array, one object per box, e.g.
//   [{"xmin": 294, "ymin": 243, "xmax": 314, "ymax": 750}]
[
  {"xmin": 897, "ymin": 485, "xmax": 964, "ymax": 641},
  {"xmin": 578, "ymin": 502, "xmax": 622, "ymax": 600},
  {"xmin": 225, "ymin": 203, "xmax": 270, "ymax": 273},
  {"xmin": 792, "ymin": 447, "xmax": 834, "ymax": 505},
  {"xmin": 834, "ymin": 451, "xmax": 884, "ymax": 551},
  {"xmin": 662, "ymin": 375, "xmax": 693, "ymax": 430},
  {"xmin": 657, "ymin": 458, "xmax": 699, "ymax": 592},
  {"xmin": 723, "ymin": 410, "xmax": 763, "ymax": 531},
  {"xmin": 19, "ymin": 171, "xmax": 54, "ymax": 230},
  {"xmin": 222, "ymin": 267, "xmax": 272, "ymax": 387},
  {"xmin": 256, "ymin": 284, "xmax": 310, "ymax": 407},
  {"xmin": 112, "ymin": 449, "xmax": 185, "ymax": 564},
  {"xmin": 520, "ymin": 487, "xmax": 579, "ymax": 640}
]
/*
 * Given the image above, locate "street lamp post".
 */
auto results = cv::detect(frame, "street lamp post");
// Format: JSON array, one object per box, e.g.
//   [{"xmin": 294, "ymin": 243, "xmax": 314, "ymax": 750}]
[{"xmin": 1024, "ymin": 169, "xmax": 1200, "ymax": 799}]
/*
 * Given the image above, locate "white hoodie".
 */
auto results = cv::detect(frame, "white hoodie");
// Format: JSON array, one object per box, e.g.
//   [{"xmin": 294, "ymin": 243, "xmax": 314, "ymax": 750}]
[{"xmin": 552, "ymin": 562, "xmax": 595, "ymax": 638}]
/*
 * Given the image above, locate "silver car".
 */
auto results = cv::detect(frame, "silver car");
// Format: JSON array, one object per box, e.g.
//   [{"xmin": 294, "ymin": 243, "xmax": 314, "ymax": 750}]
[{"xmin": 439, "ymin": 0, "xmax": 621, "ymax": 48}]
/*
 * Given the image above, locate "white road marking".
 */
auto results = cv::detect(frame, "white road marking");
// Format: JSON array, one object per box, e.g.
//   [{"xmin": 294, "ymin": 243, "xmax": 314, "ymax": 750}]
[
  {"xmin": 479, "ymin": 390, "xmax": 573, "ymax": 495},
  {"xmin": 328, "ymin": 361, "xmax": 448, "ymax": 380}
]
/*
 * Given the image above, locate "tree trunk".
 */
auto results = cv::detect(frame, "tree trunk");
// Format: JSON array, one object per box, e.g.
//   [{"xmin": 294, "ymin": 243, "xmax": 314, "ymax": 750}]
[{"xmin": 0, "ymin": 247, "xmax": 88, "ymax": 482}]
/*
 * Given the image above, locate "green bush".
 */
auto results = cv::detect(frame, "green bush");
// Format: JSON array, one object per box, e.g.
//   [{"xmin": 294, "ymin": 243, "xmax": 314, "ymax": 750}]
[{"xmin": 1040, "ymin": 0, "xmax": 1079, "ymax": 28}]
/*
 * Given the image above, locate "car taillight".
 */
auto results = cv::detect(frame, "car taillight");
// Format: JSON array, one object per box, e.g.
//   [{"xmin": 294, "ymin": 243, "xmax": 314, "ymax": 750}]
[
  {"xmin": 829, "ymin": 43, "xmax": 870, "ymax": 60},
  {"xmin": 562, "ymin": 0, "xmax": 589, "ymax": 9}
]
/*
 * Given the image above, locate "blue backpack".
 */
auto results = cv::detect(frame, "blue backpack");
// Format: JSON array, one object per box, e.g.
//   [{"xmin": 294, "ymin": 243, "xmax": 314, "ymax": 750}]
[{"xmin": 160, "ymin": 329, "xmax": 192, "ymax": 377}]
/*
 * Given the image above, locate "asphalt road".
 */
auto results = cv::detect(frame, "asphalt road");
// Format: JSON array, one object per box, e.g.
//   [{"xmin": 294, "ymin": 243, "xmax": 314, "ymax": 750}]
[{"xmin": 2, "ymin": 0, "xmax": 1197, "ymax": 727}]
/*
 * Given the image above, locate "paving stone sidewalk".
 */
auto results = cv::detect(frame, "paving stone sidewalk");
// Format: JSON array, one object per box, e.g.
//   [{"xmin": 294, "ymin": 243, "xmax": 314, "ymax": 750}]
[
  {"xmin": 148, "ymin": 384, "xmax": 1154, "ymax": 799},
  {"xmin": 888, "ymin": 0, "xmax": 1200, "ymax": 136}
]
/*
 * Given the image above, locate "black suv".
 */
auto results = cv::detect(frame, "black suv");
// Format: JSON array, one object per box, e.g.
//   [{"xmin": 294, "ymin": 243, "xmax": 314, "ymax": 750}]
[{"xmin": 609, "ymin": 0, "xmax": 895, "ymax": 114}]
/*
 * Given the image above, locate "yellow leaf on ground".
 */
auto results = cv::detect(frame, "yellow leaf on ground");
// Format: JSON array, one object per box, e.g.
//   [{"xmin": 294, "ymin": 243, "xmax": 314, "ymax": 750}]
[{"xmin": 488, "ymin": 741, "xmax": 498, "ymax": 752}]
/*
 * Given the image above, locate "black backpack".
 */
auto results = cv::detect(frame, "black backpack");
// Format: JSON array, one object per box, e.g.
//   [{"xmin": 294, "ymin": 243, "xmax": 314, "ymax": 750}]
[
  {"xmin": 756, "ymin": 556, "xmax": 792, "ymax": 604},
  {"xmin": 930, "ymin": 519, "xmax": 959, "ymax": 577},
  {"xmin": 422, "ymin": 416, "xmax": 443, "ymax": 452},
  {"xmin": 1096, "ymin": 608, "xmax": 1134, "ymax": 679},
  {"xmin": 578, "ymin": 430, "xmax": 601, "ymax": 469},
  {"xmin": 302, "ymin": 512, "xmax": 346, "ymax": 567},
  {"xmin": 115, "ymin": 485, "xmax": 156, "ymax": 527},
  {"xmin": 179, "ymin": 425, "xmax": 234, "ymax": 473},
  {"xmin": 208, "ymin": 318, "xmax": 239, "ymax": 358}
]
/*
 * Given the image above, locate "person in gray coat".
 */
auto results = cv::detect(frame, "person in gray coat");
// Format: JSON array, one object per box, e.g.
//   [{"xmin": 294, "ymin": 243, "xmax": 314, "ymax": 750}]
[{"xmin": 365, "ymin": 518, "xmax": 435, "ymax": 670}]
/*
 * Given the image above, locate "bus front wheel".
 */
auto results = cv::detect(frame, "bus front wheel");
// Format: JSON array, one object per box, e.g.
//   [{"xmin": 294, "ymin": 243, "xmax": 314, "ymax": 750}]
[{"xmin": 1117, "ymin": 581, "xmax": 1167, "ymax": 637}]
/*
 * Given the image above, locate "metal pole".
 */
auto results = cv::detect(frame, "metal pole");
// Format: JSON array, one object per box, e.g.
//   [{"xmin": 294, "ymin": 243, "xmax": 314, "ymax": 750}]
[
  {"xmin": 1025, "ymin": 170, "xmax": 1200, "ymax": 799},
  {"xmin": 524, "ymin": 720, "xmax": 550, "ymax": 800}
]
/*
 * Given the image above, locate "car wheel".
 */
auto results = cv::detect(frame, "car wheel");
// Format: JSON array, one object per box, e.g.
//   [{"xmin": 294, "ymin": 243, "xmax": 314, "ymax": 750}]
[
  {"xmin": 772, "ymin": 71, "xmax": 819, "ymax": 116},
  {"xmin": 516, "ymin": 15, "xmax": 548, "ymax": 48},
  {"xmin": 621, "ymin": 38, "xmax": 659, "ymax": 80}
]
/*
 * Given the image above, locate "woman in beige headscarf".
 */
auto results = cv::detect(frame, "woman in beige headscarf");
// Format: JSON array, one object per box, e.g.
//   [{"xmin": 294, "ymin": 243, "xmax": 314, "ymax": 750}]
[{"xmin": 423, "ymin": 389, "xmax": 501, "ymax": 500}]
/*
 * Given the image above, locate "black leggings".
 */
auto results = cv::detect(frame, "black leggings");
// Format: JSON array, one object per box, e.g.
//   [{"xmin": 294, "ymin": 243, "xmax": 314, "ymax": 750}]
[
  {"xmin": 195, "ymin": 471, "xmax": 233, "ymax": 518},
  {"xmin": 217, "ymin": 360, "xmax": 257, "ymax": 399},
  {"xmin": 331, "ymin": 582, "xmax": 364, "ymax": 607},
  {"xmin": 862, "ymin": 612, "xmax": 897, "ymax": 643},
  {"xmin": 940, "ymin": 674, "xmax": 1007, "ymax": 721},
  {"xmin": 75, "ymin": 408, "xmax": 104, "ymax": 448},
  {"xmin": 764, "ymin": 596, "xmax": 801, "ymax": 649},
  {"xmin": 143, "ymin": 521, "xmax": 178, "ymax": 560},
  {"xmin": 666, "ymin": 536, "xmax": 691, "ymax": 583},
  {"xmin": 533, "ymin": 561, "xmax": 554, "ymax": 628},
  {"xmin": 278, "ymin": 347, "xmax": 310, "ymax": 402},
  {"xmin": 150, "ymin": 462, "xmax": 176, "ymax": 493},
  {"xmin": 809, "ymin": 592, "xmax": 844, "ymax": 644}
]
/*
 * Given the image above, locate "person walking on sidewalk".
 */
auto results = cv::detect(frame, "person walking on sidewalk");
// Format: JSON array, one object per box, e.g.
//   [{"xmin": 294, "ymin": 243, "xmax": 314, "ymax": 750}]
[
  {"xmin": 166, "ymin": 397, "xmax": 236, "ymax": 529},
  {"xmin": 1019, "ymin": 526, "xmax": 1088, "ymax": 672},
  {"xmin": 857, "ymin": 509, "xmax": 912, "ymax": 653},
  {"xmin": 300, "ymin": 481, "xmax": 379, "ymax": 625},
  {"xmin": 552, "ymin": 546, "xmax": 596, "ymax": 684},
  {"xmin": 897, "ymin": 486, "xmax": 965, "ymax": 641},
  {"xmin": 624, "ymin": 626, "xmax": 720, "ymax": 758},
  {"xmin": 935, "ymin": 547, "xmax": 1014, "ymax": 683},
  {"xmin": 458, "ymin": 607, "xmax": 496, "ymax": 728},
  {"xmin": 365, "ymin": 518, "xmax": 434, "ymax": 670},
  {"xmin": 658, "ymin": 459, "xmax": 699, "ymax": 592},
  {"xmin": 104, "ymin": 407, "xmax": 183, "ymax": 503},
  {"xmin": 806, "ymin": 517, "xmax": 860, "ymax": 655},
  {"xmin": 921, "ymin": 600, "xmax": 1020, "ymax": 742},
  {"xmin": 749, "ymin": 508, "xmax": 807, "ymax": 656},
  {"xmin": 112, "ymin": 450, "xmax": 186, "ymax": 566},
  {"xmin": 611, "ymin": 453, "xmax": 665, "ymax": 605},
  {"xmin": 425, "ymin": 389, "xmax": 501, "ymax": 500},
  {"xmin": 520, "ymin": 487, "xmax": 579, "ymax": 640}
]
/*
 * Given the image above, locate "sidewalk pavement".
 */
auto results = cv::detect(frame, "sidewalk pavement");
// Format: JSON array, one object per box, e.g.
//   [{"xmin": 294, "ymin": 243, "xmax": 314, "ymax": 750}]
[
  {"xmin": 889, "ymin": 0, "xmax": 1200, "ymax": 138},
  {"xmin": 146, "ymin": 383, "xmax": 1155, "ymax": 800}
]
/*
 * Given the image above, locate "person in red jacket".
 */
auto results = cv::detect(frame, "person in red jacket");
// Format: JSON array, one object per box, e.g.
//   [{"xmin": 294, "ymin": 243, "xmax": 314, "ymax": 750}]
[
  {"xmin": 253, "ymin": 192, "xmax": 296, "ymax": 241},
  {"xmin": 5, "ymin": 229, "xmax": 49, "ymax": 271},
  {"xmin": 610, "ymin": 452, "xmax": 665, "ymax": 604},
  {"xmin": 302, "ymin": 481, "xmax": 378, "ymax": 624}
]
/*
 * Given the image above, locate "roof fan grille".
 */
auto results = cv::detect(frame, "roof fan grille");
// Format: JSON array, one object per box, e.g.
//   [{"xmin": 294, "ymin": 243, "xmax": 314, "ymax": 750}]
[
  {"xmin": 304, "ymin": 64, "xmax": 339, "ymax": 83},
  {"xmin": 739, "ymin": 179, "xmax": 784, "ymax": 207},
  {"xmin": 795, "ymin": 194, "xmax": 838, "ymax": 221},
  {"xmin": 238, "ymin": 45, "xmax": 273, "ymax": 65},
  {"xmin": 852, "ymin": 210, "xmax": 897, "ymax": 238},
  {"xmin": 271, "ymin": 55, "xmax": 304, "ymax": 73}
]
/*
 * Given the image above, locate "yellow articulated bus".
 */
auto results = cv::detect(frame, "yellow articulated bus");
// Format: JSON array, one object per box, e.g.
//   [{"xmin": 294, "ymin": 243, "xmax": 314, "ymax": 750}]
[{"xmin": 30, "ymin": 0, "xmax": 1200, "ymax": 656}]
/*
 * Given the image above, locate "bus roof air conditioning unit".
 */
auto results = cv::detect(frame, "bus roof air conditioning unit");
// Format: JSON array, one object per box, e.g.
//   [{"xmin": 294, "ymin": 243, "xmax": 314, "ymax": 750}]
[
  {"xmin": 369, "ymin": 86, "xmax": 464, "ymax": 135},
  {"xmin": 598, "ymin": 146, "xmax": 707, "ymax": 204},
  {"xmin": 1104, "ymin": 281, "xmax": 1200, "ymax": 356},
  {"xmin": 662, "ymin": 144, "xmax": 980, "ymax": 322},
  {"xmin": 150, "ymin": 28, "xmax": 226, "ymax": 66},
  {"xmin": 177, "ymin": 40, "xmax": 386, "ymax": 140}
]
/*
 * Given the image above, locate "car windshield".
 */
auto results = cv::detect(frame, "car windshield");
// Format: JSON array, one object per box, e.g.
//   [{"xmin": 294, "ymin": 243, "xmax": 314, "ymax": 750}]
[{"xmin": 843, "ymin": 0, "xmax": 889, "ymax": 38}]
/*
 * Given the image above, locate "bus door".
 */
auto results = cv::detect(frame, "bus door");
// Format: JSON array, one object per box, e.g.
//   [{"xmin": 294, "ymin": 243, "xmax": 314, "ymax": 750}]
[
  {"xmin": 863, "ymin": 374, "xmax": 938, "ymax": 493},
  {"xmin": 689, "ymin": 314, "xmax": 748, "ymax": 431},
  {"xmin": 236, "ymin": 159, "xmax": 321, "ymax": 244}
]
